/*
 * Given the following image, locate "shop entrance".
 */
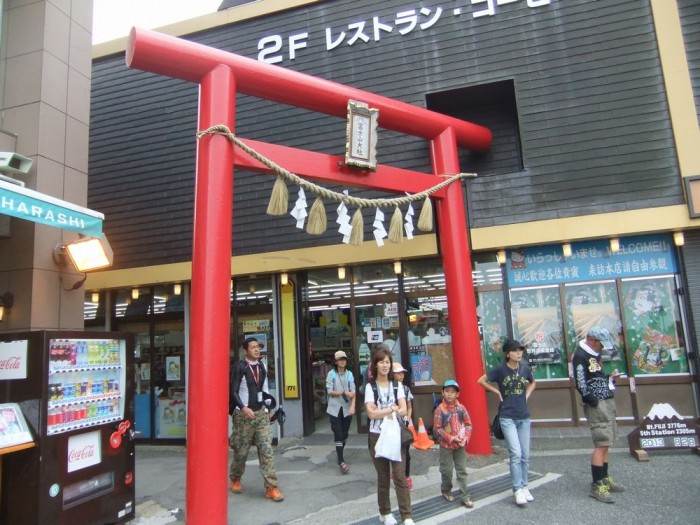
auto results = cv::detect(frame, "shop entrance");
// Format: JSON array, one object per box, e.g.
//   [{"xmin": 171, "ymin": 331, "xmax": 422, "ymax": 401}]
[{"xmin": 303, "ymin": 263, "xmax": 404, "ymax": 435}]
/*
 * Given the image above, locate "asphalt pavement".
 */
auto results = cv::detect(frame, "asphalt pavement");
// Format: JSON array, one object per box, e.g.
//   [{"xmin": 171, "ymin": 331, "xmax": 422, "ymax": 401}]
[{"xmin": 129, "ymin": 425, "xmax": 700, "ymax": 525}]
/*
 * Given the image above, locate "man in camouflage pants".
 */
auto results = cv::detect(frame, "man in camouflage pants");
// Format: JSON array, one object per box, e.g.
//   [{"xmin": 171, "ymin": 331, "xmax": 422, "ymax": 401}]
[{"xmin": 229, "ymin": 337, "xmax": 283, "ymax": 502}]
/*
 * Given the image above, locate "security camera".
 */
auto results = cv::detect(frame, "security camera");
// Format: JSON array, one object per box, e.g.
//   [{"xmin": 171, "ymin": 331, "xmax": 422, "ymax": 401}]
[{"xmin": 0, "ymin": 152, "xmax": 33, "ymax": 174}]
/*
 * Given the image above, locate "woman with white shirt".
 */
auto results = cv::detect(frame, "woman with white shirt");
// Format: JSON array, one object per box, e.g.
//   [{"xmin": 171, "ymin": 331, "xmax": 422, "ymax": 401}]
[{"xmin": 364, "ymin": 348, "xmax": 414, "ymax": 525}]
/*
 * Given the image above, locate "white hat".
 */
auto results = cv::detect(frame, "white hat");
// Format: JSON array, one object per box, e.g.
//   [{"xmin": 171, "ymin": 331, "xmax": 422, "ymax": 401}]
[
  {"xmin": 334, "ymin": 350, "xmax": 348, "ymax": 361},
  {"xmin": 392, "ymin": 362, "xmax": 407, "ymax": 373}
]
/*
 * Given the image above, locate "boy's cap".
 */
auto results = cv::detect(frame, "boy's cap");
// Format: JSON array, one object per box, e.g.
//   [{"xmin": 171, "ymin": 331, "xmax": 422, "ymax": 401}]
[
  {"xmin": 443, "ymin": 379, "xmax": 460, "ymax": 391},
  {"xmin": 587, "ymin": 327, "xmax": 614, "ymax": 350},
  {"xmin": 392, "ymin": 362, "xmax": 407, "ymax": 373},
  {"xmin": 502, "ymin": 338, "xmax": 525, "ymax": 353}
]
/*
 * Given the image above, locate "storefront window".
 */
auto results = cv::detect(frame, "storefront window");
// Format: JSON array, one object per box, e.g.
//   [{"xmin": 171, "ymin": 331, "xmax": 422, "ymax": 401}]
[
  {"xmin": 510, "ymin": 285, "xmax": 568, "ymax": 380},
  {"xmin": 564, "ymin": 281, "xmax": 626, "ymax": 374},
  {"xmin": 232, "ymin": 277, "xmax": 277, "ymax": 392},
  {"xmin": 621, "ymin": 276, "xmax": 688, "ymax": 375},
  {"xmin": 404, "ymin": 259, "xmax": 452, "ymax": 386},
  {"xmin": 152, "ymin": 319, "xmax": 186, "ymax": 439},
  {"xmin": 478, "ymin": 289, "xmax": 508, "ymax": 371}
]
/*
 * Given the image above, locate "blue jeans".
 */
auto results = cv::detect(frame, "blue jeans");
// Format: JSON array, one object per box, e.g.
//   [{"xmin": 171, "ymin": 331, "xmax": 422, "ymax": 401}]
[{"xmin": 499, "ymin": 417, "xmax": 531, "ymax": 492}]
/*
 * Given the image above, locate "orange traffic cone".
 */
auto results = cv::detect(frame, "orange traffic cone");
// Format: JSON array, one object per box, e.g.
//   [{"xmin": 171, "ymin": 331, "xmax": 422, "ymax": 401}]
[
  {"xmin": 412, "ymin": 417, "xmax": 435, "ymax": 450},
  {"xmin": 407, "ymin": 419, "xmax": 418, "ymax": 441}
]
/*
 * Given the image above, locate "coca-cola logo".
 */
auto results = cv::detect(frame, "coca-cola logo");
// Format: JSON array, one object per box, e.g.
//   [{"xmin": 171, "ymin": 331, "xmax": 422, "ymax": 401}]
[
  {"xmin": 0, "ymin": 356, "xmax": 21, "ymax": 369},
  {"xmin": 69, "ymin": 445, "xmax": 95, "ymax": 462}
]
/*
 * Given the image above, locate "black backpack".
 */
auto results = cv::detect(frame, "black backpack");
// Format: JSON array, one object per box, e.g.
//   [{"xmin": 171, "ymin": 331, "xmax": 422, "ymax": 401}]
[{"xmin": 367, "ymin": 380, "xmax": 401, "ymax": 425}]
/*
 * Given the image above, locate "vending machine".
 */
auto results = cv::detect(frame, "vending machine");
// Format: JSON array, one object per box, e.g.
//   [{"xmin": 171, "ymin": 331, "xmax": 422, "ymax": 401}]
[{"xmin": 0, "ymin": 331, "xmax": 135, "ymax": 525}]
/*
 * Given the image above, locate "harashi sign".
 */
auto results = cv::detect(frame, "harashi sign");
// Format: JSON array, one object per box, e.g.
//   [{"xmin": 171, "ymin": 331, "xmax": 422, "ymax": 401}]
[
  {"xmin": 0, "ymin": 180, "xmax": 103, "ymax": 236},
  {"xmin": 258, "ymin": 0, "xmax": 552, "ymax": 64}
]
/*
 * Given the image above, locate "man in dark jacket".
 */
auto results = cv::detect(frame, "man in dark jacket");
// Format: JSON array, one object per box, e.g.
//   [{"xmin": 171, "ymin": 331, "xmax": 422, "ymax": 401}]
[
  {"xmin": 572, "ymin": 326, "xmax": 625, "ymax": 503},
  {"xmin": 229, "ymin": 337, "xmax": 283, "ymax": 502}
]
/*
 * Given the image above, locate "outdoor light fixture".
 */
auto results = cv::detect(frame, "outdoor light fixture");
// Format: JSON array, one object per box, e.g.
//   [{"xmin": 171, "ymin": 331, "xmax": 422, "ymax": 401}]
[
  {"xmin": 393, "ymin": 261, "xmax": 402, "ymax": 275},
  {"xmin": 562, "ymin": 243, "xmax": 572, "ymax": 258},
  {"xmin": 174, "ymin": 283, "xmax": 182, "ymax": 295},
  {"xmin": 280, "ymin": 272, "xmax": 289, "ymax": 286},
  {"xmin": 54, "ymin": 234, "xmax": 113, "ymax": 272},
  {"xmin": 249, "ymin": 284, "xmax": 256, "ymax": 294},
  {"xmin": 132, "ymin": 288, "xmax": 139, "ymax": 300},
  {"xmin": 610, "ymin": 238, "xmax": 620, "ymax": 254},
  {"xmin": 91, "ymin": 292, "xmax": 99, "ymax": 303},
  {"xmin": 0, "ymin": 292, "xmax": 14, "ymax": 322},
  {"xmin": 674, "ymin": 232, "xmax": 685, "ymax": 247},
  {"xmin": 496, "ymin": 250, "xmax": 507, "ymax": 266},
  {"xmin": 338, "ymin": 266, "xmax": 346, "ymax": 280}
]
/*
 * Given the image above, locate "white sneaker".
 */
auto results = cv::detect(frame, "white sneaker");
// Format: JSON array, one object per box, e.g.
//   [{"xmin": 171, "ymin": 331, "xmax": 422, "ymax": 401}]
[
  {"xmin": 379, "ymin": 514, "xmax": 397, "ymax": 525},
  {"xmin": 522, "ymin": 487, "xmax": 534, "ymax": 502},
  {"xmin": 403, "ymin": 520, "xmax": 416, "ymax": 525},
  {"xmin": 514, "ymin": 488, "xmax": 527, "ymax": 506}
]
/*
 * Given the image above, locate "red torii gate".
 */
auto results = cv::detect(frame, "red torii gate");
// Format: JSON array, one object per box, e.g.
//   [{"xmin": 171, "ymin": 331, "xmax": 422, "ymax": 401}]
[{"xmin": 126, "ymin": 28, "xmax": 493, "ymax": 524}]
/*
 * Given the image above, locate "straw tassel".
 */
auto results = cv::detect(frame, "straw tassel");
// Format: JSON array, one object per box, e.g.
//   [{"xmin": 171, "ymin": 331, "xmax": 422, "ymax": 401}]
[
  {"xmin": 306, "ymin": 196, "xmax": 327, "ymax": 234},
  {"xmin": 417, "ymin": 196, "xmax": 434, "ymax": 231},
  {"xmin": 388, "ymin": 207, "xmax": 403, "ymax": 243},
  {"xmin": 350, "ymin": 209, "xmax": 364, "ymax": 246},
  {"xmin": 266, "ymin": 176, "xmax": 289, "ymax": 216}
]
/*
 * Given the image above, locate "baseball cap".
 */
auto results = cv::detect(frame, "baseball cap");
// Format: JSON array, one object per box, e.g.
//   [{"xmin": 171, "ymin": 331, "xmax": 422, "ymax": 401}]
[
  {"xmin": 392, "ymin": 362, "xmax": 407, "ymax": 373},
  {"xmin": 334, "ymin": 350, "xmax": 348, "ymax": 361},
  {"xmin": 587, "ymin": 327, "xmax": 614, "ymax": 350},
  {"xmin": 502, "ymin": 338, "xmax": 526, "ymax": 353},
  {"xmin": 443, "ymin": 379, "xmax": 460, "ymax": 391}
]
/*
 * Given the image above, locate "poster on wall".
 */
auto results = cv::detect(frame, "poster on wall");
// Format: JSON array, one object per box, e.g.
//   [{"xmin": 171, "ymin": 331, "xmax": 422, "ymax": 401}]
[
  {"xmin": 622, "ymin": 278, "xmax": 688, "ymax": 375},
  {"xmin": 243, "ymin": 319, "xmax": 270, "ymax": 333},
  {"xmin": 246, "ymin": 333, "xmax": 267, "ymax": 352},
  {"xmin": 411, "ymin": 354, "xmax": 433, "ymax": 385},
  {"xmin": 515, "ymin": 307, "xmax": 563, "ymax": 365},
  {"xmin": 157, "ymin": 399, "xmax": 186, "ymax": 438},
  {"xmin": 570, "ymin": 303, "xmax": 621, "ymax": 362},
  {"xmin": 478, "ymin": 291, "xmax": 508, "ymax": 371},
  {"xmin": 166, "ymin": 356, "xmax": 181, "ymax": 381},
  {"xmin": 0, "ymin": 403, "xmax": 33, "ymax": 448}
]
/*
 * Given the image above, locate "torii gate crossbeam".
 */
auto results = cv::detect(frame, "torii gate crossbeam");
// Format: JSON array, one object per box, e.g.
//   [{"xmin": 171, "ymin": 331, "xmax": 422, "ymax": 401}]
[{"xmin": 126, "ymin": 28, "xmax": 492, "ymax": 524}]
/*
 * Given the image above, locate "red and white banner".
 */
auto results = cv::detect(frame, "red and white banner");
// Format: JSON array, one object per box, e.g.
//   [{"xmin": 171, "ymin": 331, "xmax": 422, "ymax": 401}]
[
  {"xmin": 0, "ymin": 340, "xmax": 28, "ymax": 380},
  {"xmin": 67, "ymin": 430, "xmax": 102, "ymax": 473}
]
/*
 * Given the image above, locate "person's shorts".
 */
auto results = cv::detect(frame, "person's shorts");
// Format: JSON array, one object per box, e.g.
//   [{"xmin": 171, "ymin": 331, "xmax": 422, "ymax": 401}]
[{"xmin": 583, "ymin": 398, "xmax": 617, "ymax": 447}]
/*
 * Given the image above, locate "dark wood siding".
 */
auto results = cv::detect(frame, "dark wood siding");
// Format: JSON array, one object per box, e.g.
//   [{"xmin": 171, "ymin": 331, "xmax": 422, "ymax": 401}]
[
  {"xmin": 680, "ymin": 0, "xmax": 700, "ymax": 125},
  {"xmin": 90, "ymin": 0, "xmax": 685, "ymax": 269}
]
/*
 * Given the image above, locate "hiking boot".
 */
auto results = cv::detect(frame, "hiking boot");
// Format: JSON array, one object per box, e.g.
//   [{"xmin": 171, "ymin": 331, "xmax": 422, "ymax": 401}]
[
  {"xmin": 522, "ymin": 487, "xmax": 534, "ymax": 502},
  {"xmin": 602, "ymin": 475, "xmax": 625, "ymax": 493},
  {"xmin": 589, "ymin": 482, "xmax": 614, "ymax": 503},
  {"xmin": 229, "ymin": 479, "xmax": 242, "ymax": 493},
  {"xmin": 265, "ymin": 486, "xmax": 284, "ymax": 502},
  {"xmin": 406, "ymin": 477, "xmax": 413, "ymax": 491},
  {"xmin": 514, "ymin": 488, "xmax": 527, "ymax": 506},
  {"xmin": 378, "ymin": 513, "xmax": 397, "ymax": 525}
]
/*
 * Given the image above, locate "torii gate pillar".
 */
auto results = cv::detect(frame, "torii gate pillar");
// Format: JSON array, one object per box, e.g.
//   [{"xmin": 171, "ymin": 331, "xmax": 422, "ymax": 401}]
[{"xmin": 126, "ymin": 28, "xmax": 492, "ymax": 524}]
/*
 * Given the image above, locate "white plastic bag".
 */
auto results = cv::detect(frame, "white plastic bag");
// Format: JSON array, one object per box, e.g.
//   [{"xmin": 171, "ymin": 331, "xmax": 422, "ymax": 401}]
[{"xmin": 375, "ymin": 413, "xmax": 402, "ymax": 461}]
